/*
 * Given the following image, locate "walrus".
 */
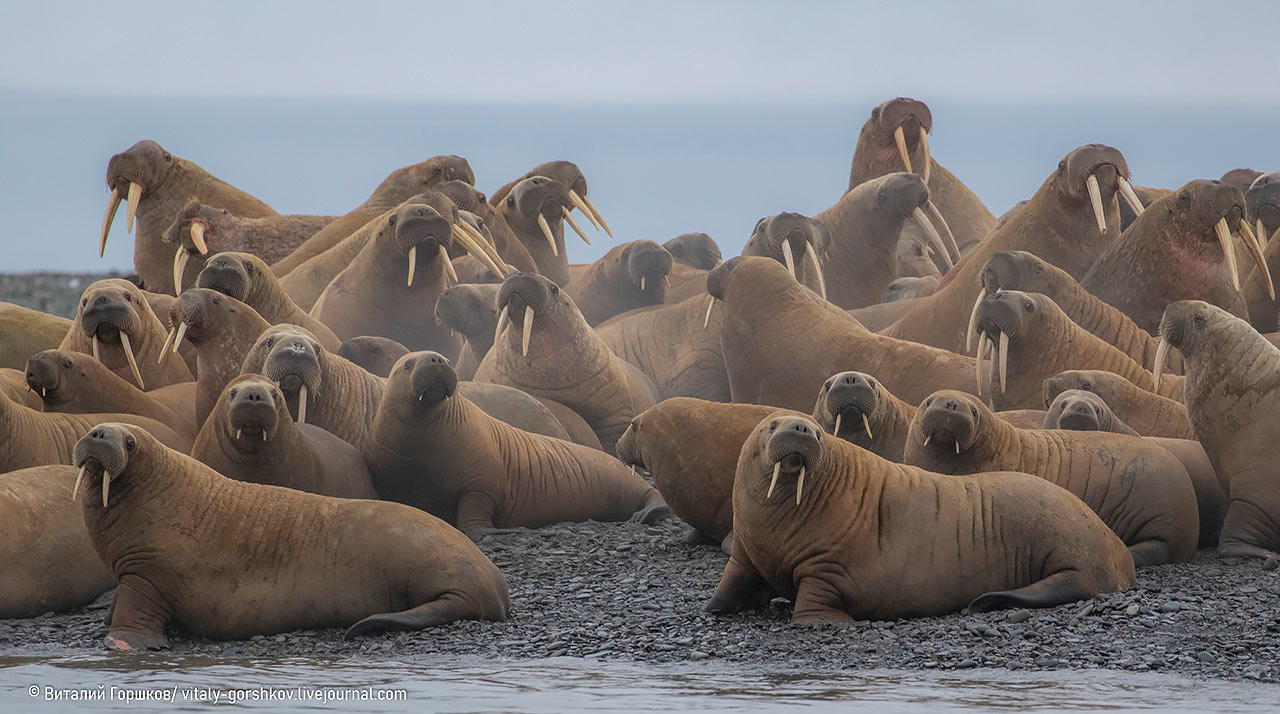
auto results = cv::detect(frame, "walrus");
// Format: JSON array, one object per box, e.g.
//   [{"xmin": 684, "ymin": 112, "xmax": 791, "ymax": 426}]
[
  {"xmin": 817, "ymin": 172, "xmax": 955, "ymax": 308},
  {"xmin": 845, "ymin": 97, "xmax": 996, "ymax": 253},
  {"xmin": 882, "ymin": 144, "xmax": 1137, "ymax": 353},
  {"xmin": 616, "ymin": 398, "xmax": 780, "ymax": 550},
  {"xmin": 0, "ymin": 465, "xmax": 115, "ymax": 618},
  {"xmin": 894, "ymin": 226, "xmax": 946, "ymax": 279},
  {"xmin": 846, "ymin": 296, "xmax": 925, "ymax": 332},
  {"xmin": 337, "ymin": 336, "xmax": 409, "ymax": 378},
  {"xmin": 434, "ymin": 180, "xmax": 538, "ymax": 275},
  {"xmin": 1156, "ymin": 300, "xmax": 1280, "ymax": 561},
  {"xmin": 881, "ymin": 276, "xmax": 939, "ymax": 303},
  {"xmin": 1043, "ymin": 370, "xmax": 1194, "ymax": 439},
  {"xmin": 164, "ymin": 289, "xmax": 271, "ymax": 428},
  {"xmin": 195, "ymin": 251, "xmax": 341, "ymax": 350},
  {"xmin": 710, "ymin": 257, "xmax": 978, "ymax": 410},
  {"xmin": 192, "ymin": 375, "xmax": 377, "ymax": 499},
  {"xmin": 1246, "ymin": 170, "xmax": 1280, "ymax": 242},
  {"xmin": 663, "ymin": 232, "xmax": 722, "ymax": 270},
  {"xmin": 270, "ymin": 155, "xmax": 474, "ymax": 276},
  {"xmin": 1241, "ymin": 171, "xmax": 1280, "ymax": 329},
  {"xmin": 366, "ymin": 352, "xmax": 668, "ymax": 537},
  {"xmin": 492, "ymin": 176, "xmax": 583, "ymax": 287},
  {"xmin": 810, "ymin": 370, "xmax": 914, "ymax": 460},
  {"xmin": 73, "ymin": 423, "xmax": 508, "ymax": 648},
  {"xmin": 1043, "ymin": 388, "xmax": 1226, "ymax": 548},
  {"xmin": 488, "ymin": 160, "xmax": 612, "ymax": 243},
  {"xmin": 59, "ymin": 279, "xmax": 193, "ymax": 391},
  {"xmin": 1, "ymin": 368, "xmax": 42, "ymax": 409},
  {"xmin": 1119, "ymin": 185, "xmax": 1172, "ymax": 231},
  {"xmin": 475, "ymin": 273, "xmax": 659, "ymax": 453},
  {"xmin": 1220, "ymin": 168, "xmax": 1263, "ymax": 194},
  {"xmin": 99, "ymin": 140, "xmax": 278, "ymax": 294},
  {"xmin": 1083, "ymin": 180, "xmax": 1270, "ymax": 334},
  {"xmin": 707, "ymin": 413, "xmax": 1135, "ymax": 622},
  {"xmin": 565, "ymin": 240, "xmax": 674, "ymax": 326},
  {"xmin": 741, "ymin": 213, "xmax": 831, "ymax": 300},
  {"xmin": 25, "ymin": 349, "xmax": 197, "ymax": 438},
  {"xmin": 904, "ymin": 390, "xmax": 1199, "ymax": 566},
  {"xmin": 596, "ymin": 293, "xmax": 731, "ymax": 402},
  {"xmin": 164, "ymin": 198, "xmax": 336, "ymax": 294},
  {"xmin": 0, "ymin": 302, "xmax": 71, "ymax": 371},
  {"xmin": 434, "ymin": 284, "xmax": 500, "ymax": 380}
]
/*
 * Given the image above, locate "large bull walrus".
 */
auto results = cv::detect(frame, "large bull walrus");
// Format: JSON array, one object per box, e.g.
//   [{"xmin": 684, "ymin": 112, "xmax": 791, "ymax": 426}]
[
  {"xmin": 595, "ymin": 293, "xmax": 731, "ymax": 403},
  {"xmin": 707, "ymin": 413, "xmax": 1135, "ymax": 622},
  {"xmin": 60, "ymin": 279, "xmax": 193, "ymax": 391}
]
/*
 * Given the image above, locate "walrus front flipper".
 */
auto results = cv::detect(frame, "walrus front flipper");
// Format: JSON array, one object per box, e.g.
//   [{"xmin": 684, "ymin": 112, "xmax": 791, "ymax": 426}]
[
  {"xmin": 103, "ymin": 581, "xmax": 170, "ymax": 651},
  {"xmin": 791, "ymin": 576, "xmax": 855, "ymax": 624},
  {"xmin": 344, "ymin": 595, "xmax": 479, "ymax": 639},
  {"xmin": 630, "ymin": 491, "xmax": 673, "ymax": 524},
  {"xmin": 966, "ymin": 572, "xmax": 1096, "ymax": 613},
  {"xmin": 706, "ymin": 554, "xmax": 776, "ymax": 615},
  {"xmin": 1216, "ymin": 541, "xmax": 1280, "ymax": 561},
  {"xmin": 1127, "ymin": 540, "xmax": 1175, "ymax": 567}
]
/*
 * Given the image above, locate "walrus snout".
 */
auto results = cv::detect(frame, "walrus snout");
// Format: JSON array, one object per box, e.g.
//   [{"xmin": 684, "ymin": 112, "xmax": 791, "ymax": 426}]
[
  {"xmin": 819, "ymin": 371, "xmax": 878, "ymax": 438},
  {"xmin": 228, "ymin": 380, "xmax": 282, "ymax": 439},
  {"xmin": 1246, "ymin": 172, "xmax": 1280, "ymax": 236},
  {"xmin": 510, "ymin": 176, "xmax": 570, "ymax": 220},
  {"xmin": 975, "ymin": 291, "xmax": 1027, "ymax": 340},
  {"xmin": 705, "ymin": 257, "xmax": 743, "ymax": 300},
  {"xmin": 395, "ymin": 205, "xmax": 451, "ymax": 255},
  {"xmin": 1049, "ymin": 391, "xmax": 1103, "ymax": 432},
  {"xmin": 875, "ymin": 97, "xmax": 933, "ymax": 136},
  {"xmin": 625, "ymin": 241, "xmax": 673, "ymax": 293},
  {"xmin": 497, "ymin": 273, "xmax": 551, "ymax": 316},
  {"xmin": 263, "ymin": 336, "xmax": 321, "ymax": 395},
  {"xmin": 73, "ymin": 424, "xmax": 136, "ymax": 506},
  {"xmin": 81, "ymin": 296, "xmax": 138, "ymax": 341},
  {"xmin": 24, "ymin": 350, "xmax": 68, "ymax": 397},
  {"xmin": 405, "ymin": 352, "xmax": 458, "ymax": 404},
  {"xmin": 981, "ymin": 251, "xmax": 1040, "ymax": 293},
  {"xmin": 615, "ymin": 421, "xmax": 641, "ymax": 468},
  {"xmin": 918, "ymin": 393, "xmax": 978, "ymax": 452},
  {"xmin": 195, "ymin": 253, "xmax": 251, "ymax": 300},
  {"xmin": 761, "ymin": 416, "xmax": 823, "ymax": 505}
]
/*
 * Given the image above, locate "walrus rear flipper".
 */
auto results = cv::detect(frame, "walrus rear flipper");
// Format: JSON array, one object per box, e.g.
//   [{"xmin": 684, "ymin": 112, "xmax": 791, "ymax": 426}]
[
  {"xmin": 966, "ymin": 572, "xmax": 1096, "ymax": 613},
  {"xmin": 630, "ymin": 491, "xmax": 672, "ymax": 524},
  {"xmin": 344, "ymin": 595, "xmax": 481, "ymax": 639},
  {"xmin": 705, "ymin": 555, "xmax": 776, "ymax": 615}
]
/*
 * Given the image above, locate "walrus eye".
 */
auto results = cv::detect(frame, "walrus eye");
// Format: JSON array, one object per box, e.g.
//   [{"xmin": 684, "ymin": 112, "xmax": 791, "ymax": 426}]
[
  {"xmin": 370, "ymin": 346, "xmax": 380, "ymax": 354},
  {"xmin": 1194, "ymin": 312, "xmax": 1206, "ymax": 327},
  {"xmin": 925, "ymin": 398, "xmax": 933, "ymax": 407},
  {"xmin": 506, "ymin": 196, "xmax": 515, "ymax": 208},
  {"xmin": 211, "ymin": 295, "xmax": 221, "ymax": 305},
  {"xmin": 1033, "ymin": 263, "xmax": 1044, "ymax": 275},
  {"xmin": 550, "ymin": 285, "xmax": 559, "ymax": 295},
  {"xmin": 1057, "ymin": 161, "xmax": 1066, "ymax": 175},
  {"xmin": 244, "ymin": 262, "xmax": 255, "ymax": 275},
  {"xmin": 163, "ymin": 153, "xmax": 171, "ymax": 162},
  {"xmin": 265, "ymin": 338, "xmax": 274, "ymax": 347},
  {"xmin": 81, "ymin": 298, "xmax": 88, "ymax": 306},
  {"xmin": 1080, "ymin": 381, "xmax": 1092, "ymax": 391},
  {"xmin": 123, "ymin": 293, "xmax": 132, "ymax": 302},
  {"xmin": 870, "ymin": 107, "xmax": 880, "ymax": 120},
  {"xmin": 388, "ymin": 215, "xmax": 397, "ymax": 227},
  {"xmin": 125, "ymin": 435, "xmax": 136, "ymax": 450},
  {"xmin": 970, "ymin": 406, "xmax": 978, "ymax": 417},
  {"xmin": 1024, "ymin": 302, "xmax": 1035, "ymax": 313},
  {"xmin": 768, "ymin": 420, "xmax": 777, "ymax": 432},
  {"xmin": 229, "ymin": 389, "xmax": 238, "ymax": 399}
]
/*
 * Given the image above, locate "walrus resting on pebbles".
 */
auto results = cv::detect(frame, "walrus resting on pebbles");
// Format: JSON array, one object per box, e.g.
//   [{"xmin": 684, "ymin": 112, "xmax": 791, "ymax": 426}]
[
  {"xmin": 566, "ymin": 240, "xmax": 674, "ymax": 325},
  {"xmin": 0, "ymin": 302, "xmax": 71, "ymax": 371},
  {"xmin": 74, "ymin": 423, "xmax": 509, "ymax": 648},
  {"xmin": 904, "ymin": 391, "xmax": 1199, "ymax": 566},
  {"xmin": 60, "ymin": 279, "xmax": 192, "ymax": 391},
  {"xmin": 0, "ymin": 465, "xmax": 116, "ymax": 618},
  {"xmin": 707, "ymin": 414, "xmax": 1135, "ymax": 622},
  {"xmin": 1156, "ymin": 300, "xmax": 1280, "ymax": 561},
  {"xmin": 337, "ymin": 336, "xmax": 409, "ymax": 378},
  {"xmin": 1043, "ymin": 370, "xmax": 1194, "ymax": 439},
  {"xmin": 663, "ymin": 233, "xmax": 722, "ymax": 270},
  {"xmin": 195, "ymin": 252, "xmax": 341, "ymax": 350},
  {"xmin": 366, "ymin": 352, "xmax": 668, "ymax": 537}
]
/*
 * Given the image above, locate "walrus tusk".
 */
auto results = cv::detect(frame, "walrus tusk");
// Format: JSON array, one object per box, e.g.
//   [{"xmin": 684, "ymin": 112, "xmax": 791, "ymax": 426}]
[
  {"xmin": 172, "ymin": 249, "xmax": 190, "ymax": 296},
  {"xmin": 997, "ymin": 331, "xmax": 1009, "ymax": 394},
  {"xmin": 966, "ymin": 288, "xmax": 986, "ymax": 353},
  {"xmin": 913, "ymin": 207, "xmax": 952, "ymax": 270},
  {"xmin": 894, "ymin": 125, "xmax": 913, "ymax": 174},
  {"xmin": 1117, "ymin": 178, "xmax": 1144, "ymax": 217},
  {"xmin": 581, "ymin": 194, "xmax": 612, "ymax": 238},
  {"xmin": 1259, "ymin": 220, "xmax": 1268, "ymax": 245},
  {"xmin": 833, "ymin": 412, "xmax": 842, "ymax": 436},
  {"xmin": 780, "ymin": 239, "xmax": 797, "ymax": 279},
  {"xmin": 189, "ymin": 221, "xmax": 209, "ymax": 255},
  {"xmin": 803, "ymin": 244, "xmax": 828, "ymax": 299},
  {"xmin": 102, "ymin": 471, "xmax": 110, "ymax": 508},
  {"xmin": 1153, "ymin": 336, "xmax": 1169, "ymax": 390},
  {"xmin": 1214, "ymin": 218, "xmax": 1240, "ymax": 291},
  {"xmin": 452, "ymin": 225, "xmax": 507, "ymax": 279},
  {"xmin": 297, "ymin": 384, "xmax": 308, "ymax": 425},
  {"xmin": 767, "ymin": 461, "xmax": 781, "ymax": 498},
  {"xmin": 171, "ymin": 321, "xmax": 188, "ymax": 355},
  {"xmin": 536, "ymin": 214, "xmax": 558, "ymax": 257},
  {"xmin": 236, "ymin": 428, "xmax": 243, "ymax": 440},
  {"xmin": 955, "ymin": 440, "xmax": 961, "ymax": 454},
  {"xmin": 1086, "ymin": 174, "xmax": 1107, "ymax": 235},
  {"xmin": 72, "ymin": 465, "xmax": 86, "ymax": 500},
  {"xmin": 119, "ymin": 331, "xmax": 145, "ymax": 390},
  {"xmin": 495, "ymin": 305, "xmax": 510, "ymax": 344},
  {"xmin": 703, "ymin": 297, "xmax": 716, "ymax": 329},
  {"xmin": 568, "ymin": 190, "xmax": 601, "ymax": 230},
  {"xmin": 460, "ymin": 220, "xmax": 505, "ymax": 270},
  {"xmin": 100, "ymin": 188, "xmax": 121, "ymax": 257},
  {"xmin": 926, "ymin": 200, "xmax": 960, "ymax": 262},
  {"xmin": 439, "ymin": 244, "xmax": 458, "ymax": 284},
  {"xmin": 640, "ymin": 276, "xmax": 646, "ymax": 292},
  {"xmin": 407, "ymin": 246, "xmax": 417, "ymax": 287},
  {"xmin": 975, "ymin": 333, "xmax": 989, "ymax": 395},
  {"xmin": 862, "ymin": 413, "xmax": 874, "ymax": 440},
  {"xmin": 521, "ymin": 305, "xmax": 534, "ymax": 357},
  {"xmin": 563, "ymin": 207, "xmax": 591, "ymax": 245},
  {"xmin": 923, "ymin": 435, "xmax": 932, "ymax": 447},
  {"xmin": 919, "ymin": 127, "xmax": 931, "ymax": 184},
  {"xmin": 125, "ymin": 181, "xmax": 142, "ymax": 233},
  {"xmin": 795, "ymin": 466, "xmax": 805, "ymax": 506},
  {"xmin": 1238, "ymin": 220, "xmax": 1274, "ymax": 300},
  {"xmin": 91, "ymin": 336, "xmax": 100, "ymax": 362},
  {"xmin": 158, "ymin": 327, "xmax": 175, "ymax": 363}
]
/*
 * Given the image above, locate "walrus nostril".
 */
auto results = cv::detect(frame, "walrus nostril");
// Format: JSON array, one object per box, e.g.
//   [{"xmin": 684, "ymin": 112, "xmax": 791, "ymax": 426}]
[{"xmin": 92, "ymin": 296, "xmax": 108, "ymax": 307}]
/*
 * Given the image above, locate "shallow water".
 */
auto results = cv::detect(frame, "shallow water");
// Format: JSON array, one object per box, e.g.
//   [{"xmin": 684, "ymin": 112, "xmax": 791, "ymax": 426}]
[{"xmin": 1, "ymin": 655, "xmax": 1276, "ymax": 713}]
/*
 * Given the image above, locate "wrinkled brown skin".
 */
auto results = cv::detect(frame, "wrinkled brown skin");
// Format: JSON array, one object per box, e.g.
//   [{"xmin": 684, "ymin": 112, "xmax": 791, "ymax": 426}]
[
  {"xmin": 663, "ymin": 233, "xmax": 722, "ymax": 270},
  {"xmin": 712, "ymin": 258, "xmax": 978, "ymax": 411},
  {"xmin": 596, "ymin": 294, "xmax": 731, "ymax": 402},
  {"xmin": 164, "ymin": 199, "xmax": 336, "ymax": 293},
  {"xmin": 883, "ymin": 144, "xmax": 1128, "ymax": 353},
  {"xmin": 0, "ymin": 302, "xmax": 70, "ymax": 371},
  {"xmin": 1160, "ymin": 300, "xmax": 1280, "ymax": 561},
  {"xmin": 566, "ymin": 241, "xmax": 674, "ymax": 326},
  {"xmin": 311, "ymin": 203, "xmax": 462, "ymax": 359},
  {"xmin": 434, "ymin": 180, "xmax": 538, "ymax": 275},
  {"xmin": 708, "ymin": 414, "xmax": 1134, "ymax": 622},
  {"xmin": 846, "ymin": 97, "xmax": 996, "ymax": 253},
  {"xmin": 741, "ymin": 213, "xmax": 830, "ymax": 300},
  {"xmin": 617, "ymin": 399, "xmax": 781, "ymax": 548},
  {"xmin": 337, "ymin": 336, "xmax": 409, "ymax": 378},
  {"xmin": 1119, "ymin": 185, "xmax": 1171, "ymax": 231},
  {"xmin": 894, "ymin": 227, "xmax": 945, "ymax": 279},
  {"xmin": 272, "ymin": 155, "xmax": 473, "ymax": 277},
  {"xmin": 1044, "ymin": 370, "xmax": 1194, "ymax": 439},
  {"xmin": 973, "ymin": 291, "xmax": 1176, "ymax": 411},
  {"xmin": 192, "ymin": 375, "xmax": 377, "ymax": 499},
  {"xmin": 366, "ymin": 353, "xmax": 667, "ymax": 538},
  {"xmin": 981, "ymin": 251, "xmax": 1182, "ymax": 373},
  {"xmin": 435, "ymin": 284, "xmax": 500, "ymax": 380},
  {"xmin": 817, "ymin": 173, "xmax": 934, "ymax": 308},
  {"xmin": 1242, "ymin": 172, "xmax": 1280, "ymax": 329},
  {"xmin": 883, "ymin": 276, "xmax": 939, "ymax": 302},
  {"xmin": 848, "ymin": 297, "xmax": 923, "ymax": 332},
  {"xmin": 1082, "ymin": 181, "xmax": 1251, "ymax": 334},
  {"xmin": 904, "ymin": 391, "xmax": 1198, "ymax": 566},
  {"xmin": 76, "ymin": 424, "xmax": 508, "ymax": 649},
  {"xmin": 662, "ymin": 266, "xmax": 711, "ymax": 304},
  {"xmin": 103, "ymin": 140, "xmax": 278, "ymax": 295},
  {"xmin": 451, "ymin": 255, "xmax": 507, "ymax": 285},
  {"xmin": 1, "ymin": 368, "xmax": 43, "ymax": 409},
  {"xmin": 168, "ymin": 289, "xmax": 271, "ymax": 430},
  {"xmin": 1220, "ymin": 168, "xmax": 1262, "ymax": 194},
  {"xmin": 810, "ymin": 371, "xmax": 914, "ymax": 461},
  {"xmin": 25, "ymin": 349, "xmax": 197, "ymax": 439},
  {"xmin": 196, "ymin": 252, "xmax": 341, "ymax": 351},
  {"xmin": 139, "ymin": 291, "xmax": 197, "ymax": 376},
  {"xmin": 0, "ymin": 466, "xmax": 115, "ymax": 618},
  {"xmin": 1044, "ymin": 389, "xmax": 1226, "ymax": 548},
  {"xmin": 475, "ymin": 274, "xmax": 659, "ymax": 453},
  {"xmin": 493, "ymin": 177, "xmax": 576, "ymax": 286},
  {"xmin": 59, "ymin": 279, "xmax": 193, "ymax": 390}
]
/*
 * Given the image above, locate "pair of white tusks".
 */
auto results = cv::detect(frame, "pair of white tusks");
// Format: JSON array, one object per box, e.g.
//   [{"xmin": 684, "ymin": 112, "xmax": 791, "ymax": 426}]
[
  {"xmin": 766, "ymin": 461, "xmax": 806, "ymax": 505},
  {"xmin": 779, "ymin": 240, "xmax": 828, "ymax": 300},
  {"xmin": 832, "ymin": 412, "xmax": 873, "ymax": 440},
  {"xmin": 72, "ymin": 465, "xmax": 112, "ymax": 507},
  {"xmin": 169, "ymin": 224, "xmax": 211, "ymax": 295},
  {"xmin": 912, "ymin": 205, "xmax": 953, "ymax": 270},
  {"xmin": 974, "ymin": 329, "xmax": 1009, "ymax": 395},
  {"xmin": 536, "ymin": 204, "xmax": 596, "ymax": 258},
  {"xmin": 921, "ymin": 434, "xmax": 963, "ymax": 454},
  {"xmin": 1214, "ymin": 218, "xmax": 1273, "ymax": 299},
  {"xmin": 568, "ymin": 189, "xmax": 612, "ymax": 238},
  {"xmin": 894, "ymin": 125, "xmax": 931, "ymax": 184},
  {"xmin": 495, "ymin": 304, "xmax": 536, "ymax": 357},
  {"xmin": 158, "ymin": 322, "xmax": 191, "ymax": 365},
  {"xmin": 234, "ymin": 428, "xmax": 269, "ymax": 441},
  {"xmin": 98, "ymin": 182, "xmax": 143, "ymax": 257},
  {"xmin": 1086, "ymin": 174, "xmax": 1146, "ymax": 237},
  {"xmin": 451, "ymin": 221, "xmax": 508, "ymax": 280},
  {"xmin": 405, "ymin": 244, "xmax": 458, "ymax": 287},
  {"xmin": 90, "ymin": 332, "xmax": 145, "ymax": 390}
]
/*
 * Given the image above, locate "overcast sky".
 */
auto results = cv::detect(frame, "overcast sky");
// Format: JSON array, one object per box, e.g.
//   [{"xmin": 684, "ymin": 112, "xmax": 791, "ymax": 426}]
[{"xmin": 3, "ymin": 1, "xmax": 1276, "ymax": 105}]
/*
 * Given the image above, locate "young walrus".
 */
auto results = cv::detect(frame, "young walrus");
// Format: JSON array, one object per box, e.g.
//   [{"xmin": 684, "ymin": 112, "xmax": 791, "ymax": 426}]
[
  {"xmin": 338, "ymin": 336, "xmax": 409, "ymax": 378},
  {"xmin": 434, "ymin": 283, "xmax": 500, "ymax": 380},
  {"xmin": 74, "ymin": 423, "xmax": 509, "ymax": 649},
  {"xmin": 192, "ymin": 375, "xmax": 377, "ymax": 499},
  {"xmin": 904, "ymin": 390, "xmax": 1199, "ymax": 566},
  {"xmin": 707, "ymin": 414, "xmax": 1135, "ymax": 622},
  {"xmin": 195, "ymin": 251, "xmax": 341, "ymax": 351},
  {"xmin": 565, "ymin": 240, "xmax": 674, "ymax": 326},
  {"xmin": 60, "ymin": 278, "xmax": 193, "ymax": 391},
  {"xmin": 365, "ymin": 352, "xmax": 669, "ymax": 538},
  {"xmin": 1043, "ymin": 370, "xmax": 1194, "ymax": 439}
]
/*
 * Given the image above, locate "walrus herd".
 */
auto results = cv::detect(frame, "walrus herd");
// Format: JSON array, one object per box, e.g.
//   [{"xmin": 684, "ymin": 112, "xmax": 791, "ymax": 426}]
[{"xmin": 3, "ymin": 96, "xmax": 1279, "ymax": 649}]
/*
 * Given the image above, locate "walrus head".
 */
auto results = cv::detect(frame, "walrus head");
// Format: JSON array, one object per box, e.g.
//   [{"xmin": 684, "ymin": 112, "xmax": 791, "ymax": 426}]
[
  {"xmin": 915, "ymin": 391, "xmax": 986, "ymax": 456},
  {"xmin": 978, "ymin": 251, "xmax": 1051, "ymax": 295},
  {"xmin": 436, "ymin": 284, "xmax": 500, "ymax": 340},
  {"xmin": 972, "ymin": 290, "xmax": 1060, "ymax": 395},
  {"xmin": 1047, "ymin": 144, "xmax": 1135, "ymax": 237},
  {"xmin": 705, "ymin": 256, "xmax": 744, "ymax": 301},
  {"xmin": 24, "ymin": 349, "xmax": 84, "ymax": 405},
  {"xmin": 615, "ymin": 418, "xmax": 644, "ymax": 471},
  {"xmin": 1247, "ymin": 171, "xmax": 1280, "ymax": 243},
  {"xmin": 100, "ymin": 140, "xmax": 176, "ymax": 256},
  {"xmin": 386, "ymin": 351, "xmax": 458, "ymax": 408},
  {"xmin": 372, "ymin": 203, "xmax": 455, "ymax": 287},
  {"xmin": 76, "ymin": 279, "xmax": 148, "ymax": 389},
  {"xmin": 72, "ymin": 423, "xmax": 142, "ymax": 509},
  {"xmin": 162, "ymin": 198, "xmax": 229, "ymax": 292},
  {"xmin": 373, "ymin": 156, "xmax": 474, "ymax": 204},
  {"xmin": 338, "ymin": 336, "xmax": 409, "ymax": 379},
  {"xmin": 1042, "ymin": 370, "xmax": 1101, "ymax": 409},
  {"xmin": 196, "ymin": 251, "xmax": 264, "ymax": 303},
  {"xmin": 255, "ymin": 325, "xmax": 324, "ymax": 424},
  {"xmin": 495, "ymin": 272, "xmax": 583, "ymax": 357},
  {"xmin": 854, "ymin": 97, "xmax": 934, "ymax": 183},
  {"xmin": 1154, "ymin": 300, "xmax": 1249, "ymax": 380},
  {"xmin": 164, "ymin": 288, "xmax": 248, "ymax": 359},
  {"xmin": 756, "ymin": 415, "xmax": 825, "ymax": 506},
  {"xmin": 222, "ymin": 375, "xmax": 287, "ymax": 444},
  {"xmin": 1044, "ymin": 389, "xmax": 1112, "ymax": 432},
  {"xmin": 663, "ymin": 233, "xmax": 722, "ymax": 270},
  {"xmin": 612, "ymin": 240, "xmax": 674, "ymax": 301},
  {"xmin": 503, "ymin": 176, "xmax": 580, "ymax": 257},
  {"xmin": 813, "ymin": 371, "xmax": 880, "ymax": 444},
  {"xmin": 881, "ymin": 275, "xmax": 939, "ymax": 303},
  {"xmin": 742, "ymin": 212, "xmax": 831, "ymax": 296},
  {"xmin": 497, "ymin": 160, "xmax": 610, "ymax": 239}
]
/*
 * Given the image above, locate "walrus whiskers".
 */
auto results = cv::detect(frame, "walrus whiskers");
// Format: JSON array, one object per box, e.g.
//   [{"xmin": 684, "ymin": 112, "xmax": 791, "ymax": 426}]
[
  {"xmin": 795, "ymin": 466, "xmax": 805, "ymax": 505},
  {"xmin": 966, "ymin": 289, "xmax": 986, "ymax": 353},
  {"xmin": 1117, "ymin": 177, "xmax": 1145, "ymax": 216},
  {"xmin": 998, "ymin": 330, "xmax": 1009, "ymax": 394},
  {"xmin": 521, "ymin": 305, "xmax": 535, "ymax": 357},
  {"xmin": 1214, "ymin": 218, "xmax": 1241, "ymax": 291},
  {"xmin": 803, "ymin": 244, "xmax": 828, "ymax": 299},
  {"xmin": 172, "ymin": 248, "xmax": 190, "ymax": 296},
  {"xmin": 72, "ymin": 465, "xmax": 86, "ymax": 500},
  {"xmin": 767, "ymin": 461, "xmax": 781, "ymax": 498},
  {"xmin": 1237, "ymin": 220, "xmax": 1274, "ymax": 300},
  {"xmin": 297, "ymin": 384, "xmax": 308, "ymax": 425},
  {"xmin": 919, "ymin": 127, "xmax": 931, "ymax": 184},
  {"xmin": 862, "ymin": 413, "xmax": 874, "ymax": 440},
  {"xmin": 568, "ymin": 190, "xmax": 600, "ymax": 231},
  {"xmin": 581, "ymin": 194, "xmax": 612, "ymax": 238},
  {"xmin": 125, "ymin": 181, "xmax": 142, "ymax": 234},
  {"xmin": 1086, "ymin": 174, "xmax": 1107, "ymax": 235},
  {"xmin": 406, "ymin": 246, "xmax": 417, "ymax": 287},
  {"xmin": 562, "ymin": 207, "xmax": 591, "ymax": 245},
  {"xmin": 189, "ymin": 221, "xmax": 209, "ymax": 255},
  {"xmin": 536, "ymin": 214, "xmax": 558, "ymax": 257},
  {"xmin": 894, "ymin": 125, "xmax": 912, "ymax": 174},
  {"xmin": 119, "ymin": 332, "xmax": 145, "ymax": 390},
  {"xmin": 913, "ymin": 206, "xmax": 952, "ymax": 270},
  {"xmin": 781, "ymin": 239, "xmax": 797, "ymax": 279},
  {"xmin": 926, "ymin": 200, "xmax": 959, "ymax": 262},
  {"xmin": 1153, "ymin": 336, "xmax": 1170, "ymax": 390},
  {"xmin": 703, "ymin": 297, "xmax": 716, "ymax": 329},
  {"xmin": 100, "ymin": 187, "xmax": 121, "ymax": 257}
]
